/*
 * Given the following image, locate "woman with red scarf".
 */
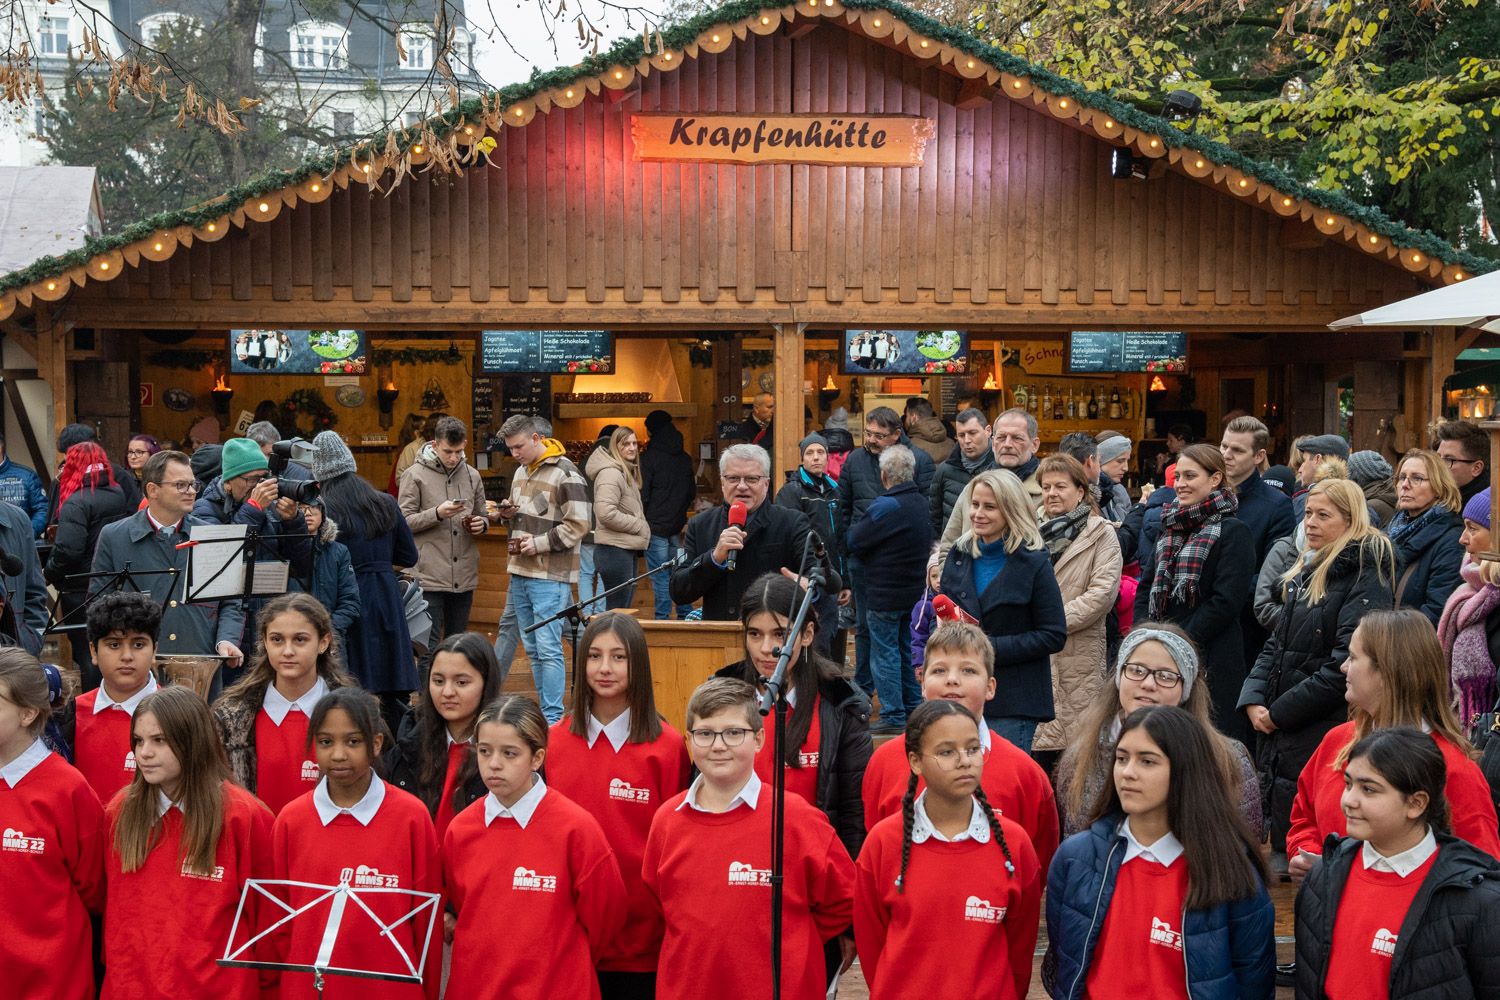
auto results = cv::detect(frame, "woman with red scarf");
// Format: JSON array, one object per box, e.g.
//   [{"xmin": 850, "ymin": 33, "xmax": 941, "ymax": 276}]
[
  {"xmin": 1133, "ymin": 443, "xmax": 1257, "ymax": 745},
  {"xmin": 44, "ymin": 443, "xmax": 132, "ymax": 688}
]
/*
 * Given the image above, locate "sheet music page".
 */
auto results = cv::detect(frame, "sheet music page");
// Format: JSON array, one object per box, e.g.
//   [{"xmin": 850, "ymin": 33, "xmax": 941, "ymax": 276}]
[{"xmin": 186, "ymin": 524, "xmax": 249, "ymax": 601}]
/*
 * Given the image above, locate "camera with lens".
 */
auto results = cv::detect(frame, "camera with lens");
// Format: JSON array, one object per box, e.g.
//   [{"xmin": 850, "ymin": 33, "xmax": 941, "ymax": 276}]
[{"xmin": 267, "ymin": 439, "xmax": 320, "ymax": 503}]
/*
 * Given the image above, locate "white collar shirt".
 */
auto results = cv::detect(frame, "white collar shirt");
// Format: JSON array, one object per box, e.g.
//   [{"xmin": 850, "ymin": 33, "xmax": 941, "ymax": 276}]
[
  {"xmin": 677, "ymin": 771, "xmax": 762, "ymax": 813},
  {"xmin": 261, "ymin": 677, "xmax": 328, "ymax": 727},
  {"xmin": 911, "ymin": 790, "xmax": 990, "ymax": 844},
  {"xmin": 312, "ymin": 774, "xmax": 386, "ymax": 826},
  {"xmin": 0, "ymin": 738, "xmax": 50, "ymax": 788},
  {"xmin": 93, "ymin": 674, "xmax": 159, "ymax": 717},
  {"xmin": 586, "ymin": 709, "xmax": 632, "ymax": 752},
  {"xmin": 1120, "ymin": 818, "xmax": 1186, "ymax": 867},
  {"xmin": 484, "ymin": 774, "xmax": 547, "ymax": 828},
  {"xmin": 1362, "ymin": 828, "xmax": 1440, "ymax": 878}
]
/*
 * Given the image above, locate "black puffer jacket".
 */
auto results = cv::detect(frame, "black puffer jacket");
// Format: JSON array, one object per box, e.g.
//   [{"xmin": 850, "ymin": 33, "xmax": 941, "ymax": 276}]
[
  {"xmin": 670, "ymin": 501, "xmax": 838, "ymax": 621},
  {"xmin": 640, "ymin": 422, "xmax": 695, "ymax": 537},
  {"xmin": 928, "ymin": 446, "xmax": 995, "ymax": 534},
  {"xmin": 775, "ymin": 468, "xmax": 845, "ymax": 574},
  {"xmin": 714, "ymin": 662, "xmax": 872, "ymax": 858},
  {"xmin": 44, "ymin": 485, "xmax": 132, "ymax": 594},
  {"xmin": 380, "ymin": 710, "xmax": 486, "ymax": 818},
  {"xmin": 833, "ymin": 435, "xmax": 935, "ymax": 536},
  {"xmin": 1390, "ymin": 506, "xmax": 1465, "ymax": 626},
  {"xmin": 1296, "ymin": 833, "xmax": 1500, "ymax": 1000},
  {"xmin": 1237, "ymin": 538, "xmax": 1394, "ymax": 849}
]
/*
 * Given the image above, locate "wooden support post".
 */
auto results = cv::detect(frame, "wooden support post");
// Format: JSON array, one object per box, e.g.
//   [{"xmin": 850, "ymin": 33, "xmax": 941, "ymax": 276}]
[
  {"xmin": 1484, "ymin": 419, "xmax": 1500, "ymax": 563},
  {"xmin": 33, "ymin": 305, "xmax": 71, "ymax": 446},
  {"xmin": 1431, "ymin": 327, "xmax": 1458, "ymax": 429},
  {"xmin": 773, "ymin": 323, "xmax": 805, "ymax": 478}
]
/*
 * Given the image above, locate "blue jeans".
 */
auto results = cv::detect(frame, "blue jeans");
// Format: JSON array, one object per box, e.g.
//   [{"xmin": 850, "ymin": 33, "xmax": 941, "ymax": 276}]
[
  {"xmin": 492, "ymin": 590, "xmax": 518, "ymax": 685},
  {"xmin": 646, "ymin": 534, "xmax": 694, "ymax": 619},
  {"xmin": 577, "ymin": 543, "xmax": 605, "ymax": 615},
  {"xmin": 987, "ymin": 716, "xmax": 1039, "ymax": 754},
  {"xmin": 509, "ymin": 575, "xmax": 571, "ymax": 724},
  {"xmin": 851, "ymin": 568, "xmax": 873, "ymax": 697},
  {"xmin": 867, "ymin": 608, "xmax": 920, "ymax": 725}
]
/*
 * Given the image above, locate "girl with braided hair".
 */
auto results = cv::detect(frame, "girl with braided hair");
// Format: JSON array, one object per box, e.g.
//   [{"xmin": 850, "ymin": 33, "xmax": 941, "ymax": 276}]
[{"xmin": 853, "ymin": 699, "xmax": 1040, "ymax": 998}]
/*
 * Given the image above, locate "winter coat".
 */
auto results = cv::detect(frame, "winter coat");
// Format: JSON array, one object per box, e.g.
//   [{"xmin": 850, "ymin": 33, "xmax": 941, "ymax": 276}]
[
  {"xmin": 289, "ymin": 514, "xmax": 360, "ymax": 639},
  {"xmin": 333, "ymin": 495, "xmax": 420, "ymax": 693},
  {"xmin": 1363, "ymin": 478, "xmax": 1398, "ymax": 529},
  {"xmin": 1391, "ymin": 506, "xmax": 1465, "ymax": 626},
  {"xmin": 397, "ymin": 446, "xmax": 487, "ymax": 593},
  {"xmin": 1134, "ymin": 484, "xmax": 1177, "ymax": 565},
  {"xmin": 937, "ymin": 458, "xmax": 1044, "ymax": 557},
  {"xmin": 940, "ymin": 539, "xmax": 1067, "ymax": 721},
  {"xmin": 0, "ymin": 456, "xmax": 47, "ymax": 535},
  {"xmin": 640, "ymin": 422, "xmax": 695, "ymax": 537},
  {"xmin": 1099, "ymin": 472, "xmax": 1132, "ymax": 523},
  {"xmin": 906, "ymin": 415, "xmax": 955, "ymax": 466},
  {"xmin": 1044, "ymin": 814, "xmax": 1276, "ymax": 1000},
  {"xmin": 929, "ymin": 446, "xmax": 996, "ymax": 536},
  {"xmin": 584, "ymin": 447, "xmax": 649, "ymax": 551},
  {"xmin": 0, "ymin": 501, "xmax": 45, "ymax": 653},
  {"xmin": 1034, "ymin": 516, "xmax": 1124, "ymax": 753},
  {"xmin": 1235, "ymin": 472, "xmax": 1296, "ymax": 565},
  {"xmin": 714, "ymin": 663, "xmax": 872, "ymax": 858},
  {"xmin": 44, "ymin": 485, "xmax": 131, "ymax": 595},
  {"xmin": 381, "ymin": 711, "xmax": 486, "ymax": 817},
  {"xmin": 845, "ymin": 481, "xmax": 933, "ymax": 612},
  {"xmin": 1295, "ymin": 833, "xmax": 1500, "ymax": 1000},
  {"xmin": 820, "ymin": 426, "xmax": 855, "ymax": 480},
  {"xmin": 775, "ymin": 468, "xmax": 845, "ymax": 573},
  {"xmin": 48, "ymin": 461, "xmax": 139, "ymax": 528},
  {"xmin": 671, "ymin": 501, "xmax": 835, "ymax": 621},
  {"xmin": 1237, "ymin": 538, "xmax": 1394, "ymax": 849},
  {"xmin": 190, "ymin": 474, "xmax": 313, "ymax": 578},
  {"xmin": 212, "ymin": 673, "xmax": 351, "ymax": 794},
  {"xmin": 1135, "ymin": 515, "xmax": 1257, "ymax": 746},
  {"xmin": 1252, "ymin": 535, "xmax": 1300, "ymax": 633},
  {"xmin": 834, "ymin": 436, "xmax": 936, "ymax": 537}
]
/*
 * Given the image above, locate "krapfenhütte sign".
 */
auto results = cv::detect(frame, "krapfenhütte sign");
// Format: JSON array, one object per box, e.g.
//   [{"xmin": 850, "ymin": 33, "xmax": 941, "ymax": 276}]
[{"xmin": 632, "ymin": 113, "xmax": 936, "ymax": 166}]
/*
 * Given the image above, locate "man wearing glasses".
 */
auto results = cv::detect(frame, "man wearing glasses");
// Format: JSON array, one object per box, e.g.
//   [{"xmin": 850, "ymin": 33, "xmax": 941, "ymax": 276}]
[
  {"xmin": 671, "ymin": 444, "xmax": 836, "ymax": 621},
  {"xmin": 89, "ymin": 450, "xmax": 245, "ymax": 688},
  {"xmin": 1432, "ymin": 419, "xmax": 1491, "ymax": 507}
]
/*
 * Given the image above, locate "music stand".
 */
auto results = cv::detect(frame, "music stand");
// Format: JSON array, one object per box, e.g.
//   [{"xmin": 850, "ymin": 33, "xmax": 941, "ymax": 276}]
[
  {"xmin": 220, "ymin": 873, "xmax": 441, "ymax": 998},
  {"xmin": 45, "ymin": 565, "xmax": 182, "ymax": 636},
  {"xmin": 183, "ymin": 524, "xmax": 299, "ymax": 604}
]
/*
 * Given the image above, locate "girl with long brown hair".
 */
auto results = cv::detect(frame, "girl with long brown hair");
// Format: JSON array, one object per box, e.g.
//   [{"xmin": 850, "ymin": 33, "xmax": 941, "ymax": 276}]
[
  {"xmin": 103, "ymin": 686, "xmax": 272, "ymax": 999},
  {"xmin": 586, "ymin": 425, "xmax": 651, "ymax": 610},
  {"xmin": 1286, "ymin": 608, "xmax": 1500, "ymax": 882}
]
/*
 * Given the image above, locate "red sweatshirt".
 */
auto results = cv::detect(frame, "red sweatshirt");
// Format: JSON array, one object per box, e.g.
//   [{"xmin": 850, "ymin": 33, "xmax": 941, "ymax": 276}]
[
  {"xmin": 754, "ymin": 695, "xmax": 821, "ymax": 805},
  {"xmin": 643, "ymin": 782, "xmax": 855, "ymax": 1000},
  {"xmin": 433, "ymin": 743, "xmax": 467, "ymax": 840},
  {"xmin": 1324, "ymin": 853, "xmax": 1436, "ymax": 1000},
  {"xmin": 271, "ymin": 780, "xmax": 442, "ymax": 1000},
  {"xmin": 0, "ymin": 749, "xmax": 107, "ymax": 1000},
  {"xmin": 1287, "ymin": 722, "xmax": 1500, "ymax": 858},
  {"xmin": 1083, "ymin": 856, "xmax": 1191, "ymax": 1000},
  {"xmin": 443, "ymin": 788, "xmax": 627, "ymax": 1000},
  {"xmin": 103, "ymin": 781, "xmax": 273, "ymax": 1000},
  {"xmin": 545, "ymin": 718, "xmax": 691, "ymax": 972},
  {"xmin": 73, "ymin": 689, "xmax": 138, "ymax": 802},
  {"xmin": 854, "ymin": 809, "xmax": 1040, "ymax": 999},
  {"xmin": 254, "ymin": 709, "xmax": 318, "ymax": 816},
  {"xmin": 862, "ymin": 733, "xmax": 1060, "ymax": 873}
]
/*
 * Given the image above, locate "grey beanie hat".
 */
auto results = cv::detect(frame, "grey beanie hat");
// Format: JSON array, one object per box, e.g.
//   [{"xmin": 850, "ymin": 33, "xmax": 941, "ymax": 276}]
[
  {"xmin": 1114, "ymin": 626, "xmax": 1200, "ymax": 698},
  {"xmin": 1300, "ymin": 433, "xmax": 1350, "ymax": 460},
  {"xmin": 799, "ymin": 432, "xmax": 829, "ymax": 455},
  {"xmin": 825, "ymin": 407, "xmax": 850, "ymax": 431},
  {"xmin": 1347, "ymin": 450, "xmax": 1393, "ymax": 487},
  {"xmin": 311, "ymin": 431, "xmax": 358, "ymax": 481},
  {"xmin": 1097, "ymin": 436, "xmax": 1132, "ymax": 465}
]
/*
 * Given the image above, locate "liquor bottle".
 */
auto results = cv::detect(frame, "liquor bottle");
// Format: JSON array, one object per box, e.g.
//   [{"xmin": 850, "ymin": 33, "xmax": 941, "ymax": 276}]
[
  {"xmin": 1012, "ymin": 383, "xmax": 1028, "ymax": 412},
  {"xmin": 1087, "ymin": 388, "xmax": 1099, "ymax": 420},
  {"xmin": 1053, "ymin": 386, "xmax": 1065, "ymax": 422},
  {"xmin": 1109, "ymin": 386, "xmax": 1122, "ymax": 419},
  {"xmin": 1066, "ymin": 388, "xmax": 1077, "ymax": 420},
  {"xmin": 1041, "ymin": 384, "xmax": 1051, "ymax": 419},
  {"xmin": 1028, "ymin": 384, "xmax": 1038, "ymax": 415}
]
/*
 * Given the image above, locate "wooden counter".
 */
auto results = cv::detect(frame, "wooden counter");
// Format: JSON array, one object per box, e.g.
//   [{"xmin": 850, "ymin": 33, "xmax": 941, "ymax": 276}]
[{"xmin": 637, "ymin": 620, "xmax": 744, "ymax": 730}]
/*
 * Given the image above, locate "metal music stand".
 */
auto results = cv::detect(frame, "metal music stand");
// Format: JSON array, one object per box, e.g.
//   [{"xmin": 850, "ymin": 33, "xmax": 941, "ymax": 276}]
[
  {"xmin": 219, "ymin": 872, "xmax": 442, "ymax": 999},
  {"xmin": 45, "ymin": 565, "xmax": 182, "ymax": 636}
]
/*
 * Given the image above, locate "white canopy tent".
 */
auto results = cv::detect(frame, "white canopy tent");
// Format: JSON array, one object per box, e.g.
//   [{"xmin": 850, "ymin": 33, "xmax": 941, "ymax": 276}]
[{"xmin": 1330, "ymin": 268, "xmax": 1500, "ymax": 332}]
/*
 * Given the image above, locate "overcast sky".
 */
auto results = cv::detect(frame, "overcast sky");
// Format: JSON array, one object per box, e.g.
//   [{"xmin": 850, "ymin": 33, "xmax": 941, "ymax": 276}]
[{"xmin": 469, "ymin": 1, "xmax": 668, "ymax": 88}]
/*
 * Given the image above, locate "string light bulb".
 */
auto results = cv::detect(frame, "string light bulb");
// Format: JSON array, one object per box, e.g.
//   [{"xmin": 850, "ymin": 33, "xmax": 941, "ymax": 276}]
[
  {"xmin": 565, "ymin": 88, "xmax": 574, "ymax": 98},
  {"xmin": 207, "ymin": 223, "xmax": 217, "ymax": 232},
  {"xmin": 872, "ymin": 17, "xmax": 881, "ymax": 25},
  {"xmin": 919, "ymin": 39, "xmax": 929, "ymax": 48},
  {"xmin": 1059, "ymin": 99, "xmax": 1069, "ymax": 109},
  {"xmin": 413, "ymin": 143, "xmax": 424, "ymax": 154},
  {"xmin": 311, "ymin": 182, "xmax": 321, "ymax": 193},
  {"xmin": 153, "ymin": 241, "xmax": 163, "ymax": 251},
  {"xmin": 1456, "ymin": 271, "xmax": 1467, "ymax": 280},
  {"xmin": 1194, "ymin": 159, "xmax": 1204, "ymax": 168},
  {"xmin": 258, "ymin": 201, "xmax": 270, "ymax": 212},
  {"xmin": 1104, "ymin": 119, "xmax": 1115, "ymax": 128},
  {"xmin": 1236, "ymin": 178, "xmax": 1248, "ymax": 189},
  {"xmin": 711, "ymin": 33, "xmax": 720, "ymax": 42},
  {"xmin": 46, "ymin": 281, "xmax": 56, "ymax": 291},
  {"xmin": 98, "ymin": 261, "xmax": 109, "ymax": 270}
]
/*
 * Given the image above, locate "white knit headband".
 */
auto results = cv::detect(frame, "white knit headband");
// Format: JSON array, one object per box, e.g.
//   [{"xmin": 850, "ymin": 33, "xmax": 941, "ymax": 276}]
[{"xmin": 1114, "ymin": 628, "xmax": 1199, "ymax": 698}]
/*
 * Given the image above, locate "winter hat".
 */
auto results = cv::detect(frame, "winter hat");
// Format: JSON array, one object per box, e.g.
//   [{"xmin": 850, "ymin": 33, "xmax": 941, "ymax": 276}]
[
  {"xmin": 597, "ymin": 423, "xmax": 619, "ymax": 441},
  {"xmin": 825, "ymin": 407, "xmax": 850, "ymax": 432},
  {"xmin": 1096, "ymin": 436, "xmax": 1132, "ymax": 466},
  {"xmin": 799, "ymin": 432, "xmax": 829, "ymax": 455},
  {"xmin": 220, "ymin": 438, "xmax": 270, "ymax": 482},
  {"xmin": 311, "ymin": 431, "xmax": 357, "ymax": 482},
  {"xmin": 1300, "ymin": 434, "xmax": 1350, "ymax": 460},
  {"xmin": 188, "ymin": 416, "xmax": 220, "ymax": 446},
  {"xmin": 645, "ymin": 409, "xmax": 674, "ymax": 433},
  {"xmin": 1261, "ymin": 465, "xmax": 1296, "ymax": 496},
  {"xmin": 1463, "ymin": 488, "xmax": 1493, "ymax": 529},
  {"xmin": 1347, "ymin": 450, "xmax": 1393, "ymax": 487},
  {"xmin": 1115, "ymin": 626, "xmax": 1200, "ymax": 698}
]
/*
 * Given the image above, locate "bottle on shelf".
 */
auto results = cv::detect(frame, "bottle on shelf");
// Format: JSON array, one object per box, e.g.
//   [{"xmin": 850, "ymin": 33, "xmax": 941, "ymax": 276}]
[
  {"xmin": 1108, "ymin": 386, "xmax": 1122, "ymax": 420},
  {"xmin": 1041, "ymin": 384, "xmax": 1052, "ymax": 419},
  {"xmin": 1087, "ymin": 388, "xmax": 1099, "ymax": 420},
  {"xmin": 1027, "ymin": 383, "xmax": 1039, "ymax": 415},
  {"xmin": 1052, "ymin": 386, "xmax": 1065, "ymax": 422},
  {"xmin": 1066, "ymin": 388, "xmax": 1077, "ymax": 420}
]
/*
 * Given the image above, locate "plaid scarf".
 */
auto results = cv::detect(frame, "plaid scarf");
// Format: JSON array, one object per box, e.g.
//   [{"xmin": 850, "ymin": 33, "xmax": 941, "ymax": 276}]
[
  {"xmin": 1148, "ymin": 486, "xmax": 1238, "ymax": 619},
  {"xmin": 1039, "ymin": 502, "xmax": 1091, "ymax": 563}
]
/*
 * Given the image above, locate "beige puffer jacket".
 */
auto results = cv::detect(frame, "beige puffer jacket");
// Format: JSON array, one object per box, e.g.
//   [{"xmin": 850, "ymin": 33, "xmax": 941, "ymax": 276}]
[
  {"xmin": 397, "ymin": 444, "xmax": 487, "ymax": 592},
  {"xmin": 585, "ymin": 447, "xmax": 649, "ymax": 550},
  {"xmin": 1034, "ymin": 513, "xmax": 1124, "ymax": 753}
]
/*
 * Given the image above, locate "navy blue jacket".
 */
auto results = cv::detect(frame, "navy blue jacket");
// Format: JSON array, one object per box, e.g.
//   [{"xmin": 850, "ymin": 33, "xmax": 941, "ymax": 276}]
[
  {"xmin": 0, "ymin": 457, "xmax": 47, "ymax": 535},
  {"xmin": 1044, "ymin": 815, "xmax": 1276, "ymax": 1000},
  {"xmin": 846, "ymin": 481, "xmax": 933, "ymax": 612},
  {"xmin": 1390, "ymin": 506, "xmax": 1465, "ymax": 626},
  {"xmin": 834, "ymin": 436, "xmax": 935, "ymax": 536},
  {"xmin": 1234, "ymin": 473, "xmax": 1295, "ymax": 569},
  {"xmin": 940, "ymin": 540, "xmax": 1066, "ymax": 720},
  {"xmin": 1135, "ymin": 485, "xmax": 1177, "ymax": 565}
]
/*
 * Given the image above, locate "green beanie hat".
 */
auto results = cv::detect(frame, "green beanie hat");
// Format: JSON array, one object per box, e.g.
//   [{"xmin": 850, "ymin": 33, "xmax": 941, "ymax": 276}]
[{"xmin": 220, "ymin": 437, "xmax": 270, "ymax": 482}]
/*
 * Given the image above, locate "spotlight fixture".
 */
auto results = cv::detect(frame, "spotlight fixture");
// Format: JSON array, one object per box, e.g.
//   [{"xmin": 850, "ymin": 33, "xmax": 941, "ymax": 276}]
[
  {"xmin": 1110, "ymin": 147, "xmax": 1146, "ymax": 180},
  {"xmin": 1161, "ymin": 89, "xmax": 1203, "ymax": 131}
]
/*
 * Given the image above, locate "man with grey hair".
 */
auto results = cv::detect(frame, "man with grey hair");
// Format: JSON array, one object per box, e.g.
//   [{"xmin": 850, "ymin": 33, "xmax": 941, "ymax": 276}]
[
  {"xmin": 846, "ymin": 444, "xmax": 931, "ymax": 732},
  {"xmin": 938, "ymin": 407, "xmax": 1042, "ymax": 555},
  {"xmin": 244, "ymin": 420, "xmax": 313, "ymax": 481},
  {"xmin": 671, "ymin": 444, "xmax": 835, "ymax": 621}
]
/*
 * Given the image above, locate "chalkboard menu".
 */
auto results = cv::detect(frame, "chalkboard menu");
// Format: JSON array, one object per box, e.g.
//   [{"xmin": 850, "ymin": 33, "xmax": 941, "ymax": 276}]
[
  {"xmin": 1068, "ymin": 331, "xmax": 1189, "ymax": 373},
  {"xmin": 471, "ymin": 377, "xmax": 497, "ymax": 437},
  {"xmin": 479, "ymin": 330, "xmax": 614, "ymax": 374},
  {"xmin": 500, "ymin": 375, "xmax": 552, "ymax": 420}
]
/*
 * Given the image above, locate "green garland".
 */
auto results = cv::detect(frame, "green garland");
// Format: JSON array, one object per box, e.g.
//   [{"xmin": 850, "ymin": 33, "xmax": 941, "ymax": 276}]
[
  {"xmin": 0, "ymin": 0, "xmax": 1491, "ymax": 300},
  {"xmin": 372, "ymin": 347, "xmax": 468, "ymax": 366},
  {"xmin": 282, "ymin": 388, "xmax": 338, "ymax": 436},
  {"xmin": 146, "ymin": 349, "xmax": 221, "ymax": 370}
]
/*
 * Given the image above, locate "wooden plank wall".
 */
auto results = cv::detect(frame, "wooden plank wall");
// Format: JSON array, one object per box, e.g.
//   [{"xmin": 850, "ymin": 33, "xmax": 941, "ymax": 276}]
[{"xmin": 92, "ymin": 25, "xmax": 1413, "ymax": 316}]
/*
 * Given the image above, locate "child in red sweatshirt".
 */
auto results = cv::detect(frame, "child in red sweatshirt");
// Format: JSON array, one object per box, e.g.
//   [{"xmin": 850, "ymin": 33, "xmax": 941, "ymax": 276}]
[
  {"xmin": 856, "ymin": 700, "xmax": 1040, "ymax": 999},
  {"xmin": 102, "ymin": 686, "xmax": 272, "ymax": 1000},
  {"xmin": 0, "ymin": 649, "xmax": 107, "ymax": 1000},
  {"xmin": 643, "ymin": 677, "xmax": 855, "ymax": 1000},
  {"xmin": 444, "ymin": 694, "xmax": 626, "ymax": 1000},
  {"xmin": 861, "ymin": 621, "xmax": 1059, "ymax": 872},
  {"xmin": 58, "ymin": 592, "xmax": 162, "ymax": 802},
  {"xmin": 546, "ymin": 613, "xmax": 690, "ymax": 997},
  {"xmin": 271, "ymin": 688, "xmax": 442, "ymax": 999}
]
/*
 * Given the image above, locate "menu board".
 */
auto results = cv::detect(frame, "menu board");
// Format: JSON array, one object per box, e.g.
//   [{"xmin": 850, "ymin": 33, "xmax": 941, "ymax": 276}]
[
  {"xmin": 1068, "ymin": 331, "xmax": 1188, "ymax": 373},
  {"xmin": 500, "ymin": 375, "xmax": 552, "ymax": 420},
  {"xmin": 841, "ymin": 330, "xmax": 968, "ymax": 376},
  {"xmin": 479, "ymin": 330, "xmax": 614, "ymax": 374},
  {"xmin": 471, "ymin": 377, "xmax": 497, "ymax": 437}
]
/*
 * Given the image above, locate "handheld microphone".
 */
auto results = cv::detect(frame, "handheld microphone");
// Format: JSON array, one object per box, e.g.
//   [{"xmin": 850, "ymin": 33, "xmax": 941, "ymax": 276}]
[
  {"xmin": 931, "ymin": 594, "xmax": 980, "ymax": 626},
  {"xmin": 725, "ymin": 501, "xmax": 748, "ymax": 571}
]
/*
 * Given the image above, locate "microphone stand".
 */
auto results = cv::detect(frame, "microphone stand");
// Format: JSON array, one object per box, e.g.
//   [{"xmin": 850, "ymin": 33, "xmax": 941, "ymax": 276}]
[{"xmin": 757, "ymin": 556, "xmax": 823, "ymax": 1000}]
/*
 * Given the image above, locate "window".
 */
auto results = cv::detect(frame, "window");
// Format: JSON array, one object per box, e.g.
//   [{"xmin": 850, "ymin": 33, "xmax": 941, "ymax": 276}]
[
  {"xmin": 333, "ymin": 111, "xmax": 355, "ymax": 134},
  {"xmin": 38, "ymin": 15, "xmax": 69, "ymax": 56},
  {"xmin": 449, "ymin": 29, "xmax": 472, "ymax": 69},
  {"xmin": 397, "ymin": 25, "xmax": 431, "ymax": 71},
  {"xmin": 138, "ymin": 13, "xmax": 187, "ymax": 46},
  {"xmin": 32, "ymin": 104, "xmax": 57, "ymax": 137},
  {"xmin": 292, "ymin": 20, "xmax": 347, "ymax": 70},
  {"xmin": 403, "ymin": 111, "xmax": 422, "ymax": 128}
]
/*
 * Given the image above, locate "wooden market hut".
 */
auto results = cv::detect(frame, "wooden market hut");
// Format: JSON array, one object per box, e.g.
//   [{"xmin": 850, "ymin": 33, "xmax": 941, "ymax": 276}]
[{"xmin": 1, "ymin": 0, "xmax": 1493, "ymax": 630}]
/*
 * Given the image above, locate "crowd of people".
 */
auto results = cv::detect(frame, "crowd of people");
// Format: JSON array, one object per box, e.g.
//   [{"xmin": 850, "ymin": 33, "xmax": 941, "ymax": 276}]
[{"xmin": 6, "ymin": 402, "xmax": 1500, "ymax": 998}]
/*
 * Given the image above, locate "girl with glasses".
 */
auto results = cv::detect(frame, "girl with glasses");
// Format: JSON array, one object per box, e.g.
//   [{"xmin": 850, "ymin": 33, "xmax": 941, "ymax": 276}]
[
  {"xmin": 1057, "ymin": 623, "xmax": 1261, "ymax": 839},
  {"xmin": 854, "ymin": 699, "xmax": 1040, "ymax": 999},
  {"xmin": 1387, "ymin": 449, "xmax": 1466, "ymax": 625}
]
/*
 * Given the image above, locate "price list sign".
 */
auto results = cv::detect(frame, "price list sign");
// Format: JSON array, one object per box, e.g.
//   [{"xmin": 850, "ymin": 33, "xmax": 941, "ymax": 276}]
[
  {"xmin": 480, "ymin": 330, "xmax": 614, "ymax": 374},
  {"xmin": 1068, "ymin": 331, "xmax": 1188, "ymax": 373}
]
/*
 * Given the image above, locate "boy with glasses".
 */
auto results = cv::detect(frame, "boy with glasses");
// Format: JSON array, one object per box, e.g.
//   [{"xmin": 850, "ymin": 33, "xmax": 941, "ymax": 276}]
[
  {"xmin": 1431, "ymin": 419, "xmax": 1491, "ymax": 506},
  {"xmin": 643, "ymin": 677, "xmax": 854, "ymax": 1000}
]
